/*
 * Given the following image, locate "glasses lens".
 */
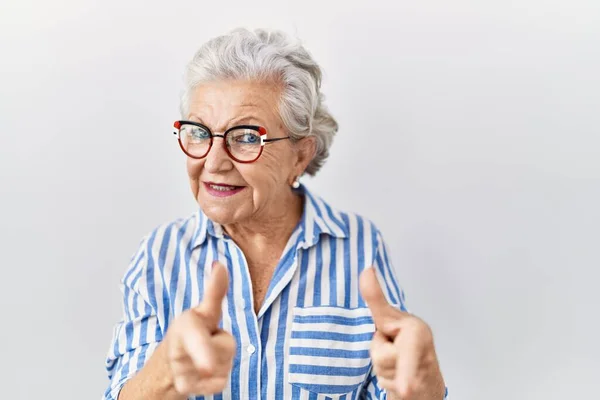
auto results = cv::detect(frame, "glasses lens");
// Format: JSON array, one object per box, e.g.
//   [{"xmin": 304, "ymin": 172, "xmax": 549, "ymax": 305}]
[
  {"xmin": 227, "ymin": 128, "xmax": 262, "ymax": 161},
  {"xmin": 179, "ymin": 123, "xmax": 211, "ymax": 158}
]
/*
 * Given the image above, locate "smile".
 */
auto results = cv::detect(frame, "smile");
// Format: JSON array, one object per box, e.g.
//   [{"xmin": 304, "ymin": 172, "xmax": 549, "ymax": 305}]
[{"xmin": 203, "ymin": 182, "xmax": 245, "ymax": 197}]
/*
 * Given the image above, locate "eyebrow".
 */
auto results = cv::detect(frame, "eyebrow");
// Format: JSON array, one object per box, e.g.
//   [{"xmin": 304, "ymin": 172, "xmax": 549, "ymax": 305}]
[{"xmin": 188, "ymin": 114, "xmax": 265, "ymax": 130}]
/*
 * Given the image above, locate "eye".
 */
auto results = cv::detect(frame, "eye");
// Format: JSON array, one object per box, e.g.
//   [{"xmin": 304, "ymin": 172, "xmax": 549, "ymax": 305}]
[
  {"xmin": 188, "ymin": 126, "xmax": 210, "ymax": 139},
  {"xmin": 179, "ymin": 124, "xmax": 210, "ymax": 141},
  {"xmin": 230, "ymin": 129, "xmax": 260, "ymax": 144},
  {"xmin": 238, "ymin": 133, "xmax": 259, "ymax": 143}
]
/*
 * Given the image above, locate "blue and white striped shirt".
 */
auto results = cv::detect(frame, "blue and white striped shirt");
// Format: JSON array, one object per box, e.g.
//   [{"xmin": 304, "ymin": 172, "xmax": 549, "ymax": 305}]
[{"xmin": 103, "ymin": 185, "xmax": 440, "ymax": 400}]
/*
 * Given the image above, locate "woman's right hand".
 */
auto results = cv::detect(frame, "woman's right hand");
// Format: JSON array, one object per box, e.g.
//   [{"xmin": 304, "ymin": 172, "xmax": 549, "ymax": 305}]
[{"xmin": 165, "ymin": 262, "xmax": 236, "ymax": 397}]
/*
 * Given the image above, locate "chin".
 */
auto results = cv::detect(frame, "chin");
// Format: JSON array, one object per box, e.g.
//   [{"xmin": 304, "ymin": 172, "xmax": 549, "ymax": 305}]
[
  {"xmin": 200, "ymin": 204, "xmax": 243, "ymax": 226},
  {"xmin": 196, "ymin": 187, "xmax": 252, "ymax": 225}
]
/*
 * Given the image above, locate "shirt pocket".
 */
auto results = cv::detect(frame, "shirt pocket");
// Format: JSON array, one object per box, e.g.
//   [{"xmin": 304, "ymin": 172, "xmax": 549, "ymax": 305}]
[{"xmin": 288, "ymin": 306, "xmax": 375, "ymax": 399}]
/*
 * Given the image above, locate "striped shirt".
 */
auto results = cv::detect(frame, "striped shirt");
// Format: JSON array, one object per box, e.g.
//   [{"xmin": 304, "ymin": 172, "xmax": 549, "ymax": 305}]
[{"xmin": 103, "ymin": 184, "xmax": 447, "ymax": 399}]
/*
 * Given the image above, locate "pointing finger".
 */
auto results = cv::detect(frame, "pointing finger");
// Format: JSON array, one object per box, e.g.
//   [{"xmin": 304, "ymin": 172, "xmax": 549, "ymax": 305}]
[
  {"xmin": 195, "ymin": 261, "xmax": 229, "ymax": 330},
  {"xmin": 359, "ymin": 267, "xmax": 393, "ymax": 329}
]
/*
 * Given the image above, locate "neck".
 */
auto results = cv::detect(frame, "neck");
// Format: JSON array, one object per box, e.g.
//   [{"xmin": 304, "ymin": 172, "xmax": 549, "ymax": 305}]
[{"xmin": 223, "ymin": 188, "xmax": 304, "ymax": 250}]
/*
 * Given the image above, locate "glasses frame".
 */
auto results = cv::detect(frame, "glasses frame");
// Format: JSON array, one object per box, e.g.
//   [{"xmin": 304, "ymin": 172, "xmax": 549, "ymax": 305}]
[{"xmin": 173, "ymin": 120, "xmax": 290, "ymax": 163}]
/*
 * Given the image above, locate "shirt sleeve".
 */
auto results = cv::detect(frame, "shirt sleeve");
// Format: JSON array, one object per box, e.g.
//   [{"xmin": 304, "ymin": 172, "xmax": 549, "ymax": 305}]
[
  {"xmin": 361, "ymin": 367, "xmax": 387, "ymax": 399},
  {"xmin": 363, "ymin": 230, "xmax": 448, "ymax": 399},
  {"xmin": 102, "ymin": 237, "xmax": 164, "ymax": 400},
  {"xmin": 362, "ymin": 371, "xmax": 449, "ymax": 400}
]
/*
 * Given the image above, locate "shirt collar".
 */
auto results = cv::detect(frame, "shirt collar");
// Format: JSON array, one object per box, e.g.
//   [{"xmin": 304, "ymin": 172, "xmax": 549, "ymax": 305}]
[
  {"xmin": 299, "ymin": 183, "xmax": 348, "ymax": 247},
  {"xmin": 191, "ymin": 183, "xmax": 348, "ymax": 249}
]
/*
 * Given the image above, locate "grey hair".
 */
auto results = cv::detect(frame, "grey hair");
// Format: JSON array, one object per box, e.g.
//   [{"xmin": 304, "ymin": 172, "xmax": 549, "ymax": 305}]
[{"xmin": 179, "ymin": 28, "xmax": 338, "ymax": 176}]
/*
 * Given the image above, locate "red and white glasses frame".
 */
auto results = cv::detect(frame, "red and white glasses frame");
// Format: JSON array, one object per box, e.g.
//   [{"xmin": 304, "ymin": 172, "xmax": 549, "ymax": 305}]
[{"xmin": 173, "ymin": 120, "xmax": 290, "ymax": 163}]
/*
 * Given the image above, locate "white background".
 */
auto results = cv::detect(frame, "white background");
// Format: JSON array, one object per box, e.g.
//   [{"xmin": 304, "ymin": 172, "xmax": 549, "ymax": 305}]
[{"xmin": 1, "ymin": 0, "xmax": 598, "ymax": 399}]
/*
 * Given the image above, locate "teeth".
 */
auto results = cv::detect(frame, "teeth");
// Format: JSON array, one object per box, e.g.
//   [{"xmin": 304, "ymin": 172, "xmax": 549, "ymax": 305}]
[{"xmin": 209, "ymin": 184, "xmax": 236, "ymax": 191}]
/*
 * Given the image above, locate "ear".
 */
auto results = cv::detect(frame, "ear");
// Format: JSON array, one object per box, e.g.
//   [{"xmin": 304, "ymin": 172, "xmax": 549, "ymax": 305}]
[{"xmin": 294, "ymin": 136, "xmax": 317, "ymax": 175}]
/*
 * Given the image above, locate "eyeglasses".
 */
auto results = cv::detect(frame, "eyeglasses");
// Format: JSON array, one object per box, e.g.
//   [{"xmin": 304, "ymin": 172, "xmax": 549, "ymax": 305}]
[{"xmin": 173, "ymin": 120, "xmax": 291, "ymax": 163}]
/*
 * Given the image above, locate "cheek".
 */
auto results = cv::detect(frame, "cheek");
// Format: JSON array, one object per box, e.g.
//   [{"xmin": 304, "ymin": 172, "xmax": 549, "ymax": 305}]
[
  {"xmin": 260, "ymin": 150, "xmax": 294, "ymax": 177},
  {"xmin": 186, "ymin": 159, "xmax": 203, "ymax": 179},
  {"xmin": 240, "ymin": 153, "xmax": 292, "ymax": 205},
  {"xmin": 186, "ymin": 159, "xmax": 204, "ymax": 196},
  {"xmin": 242, "ymin": 154, "xmax": 286, "ymax": 189}
]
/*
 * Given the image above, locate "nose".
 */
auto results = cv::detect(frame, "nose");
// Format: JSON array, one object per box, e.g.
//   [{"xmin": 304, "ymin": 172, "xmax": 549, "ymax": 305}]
[{"xmin": 203, "ymin": 137, "xmax": 234, "ymax": 173}]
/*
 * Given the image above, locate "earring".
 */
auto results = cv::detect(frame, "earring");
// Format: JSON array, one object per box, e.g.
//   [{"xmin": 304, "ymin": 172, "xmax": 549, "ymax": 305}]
[{"xmin": 292, "ymin": 177, "xmax": 300, "ymax": 189}]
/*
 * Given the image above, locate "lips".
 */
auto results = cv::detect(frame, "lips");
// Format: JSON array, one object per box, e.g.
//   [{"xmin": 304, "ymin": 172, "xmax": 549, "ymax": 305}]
[
  {"xmin": 207, "ymin": 183, "xmax": 241, "ymax": 191},
  {"xmin": 203, "ymin": 182, "xmax": 245, "ymax": 197}
]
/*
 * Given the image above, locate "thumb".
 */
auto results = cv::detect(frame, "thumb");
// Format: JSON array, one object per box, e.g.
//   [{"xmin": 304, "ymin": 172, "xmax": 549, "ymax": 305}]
[
  {"xmin": 359, "ymin": 267, "xmax": 395, "ymax": 331},
  {"xmin": 196, "ymin": 261, "xmax": 229, "ymax": 330}
]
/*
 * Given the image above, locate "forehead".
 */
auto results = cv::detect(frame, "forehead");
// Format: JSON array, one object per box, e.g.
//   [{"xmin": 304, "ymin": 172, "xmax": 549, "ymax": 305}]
[{"xmin": 188, "ymin": 80, "xmax": 281, "ymax": 125}]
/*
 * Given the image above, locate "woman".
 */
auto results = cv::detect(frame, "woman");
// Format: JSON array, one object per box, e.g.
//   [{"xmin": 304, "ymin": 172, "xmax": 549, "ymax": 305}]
[{"xmin": 103, "ymin": 28, "xmax": 447, "ymax": 400}]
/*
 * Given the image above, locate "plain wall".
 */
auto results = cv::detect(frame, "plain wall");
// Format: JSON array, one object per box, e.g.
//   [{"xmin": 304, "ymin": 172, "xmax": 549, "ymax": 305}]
[{"xmin": 1, "ymin": 0, "xmax": 598, "ymax": 399}]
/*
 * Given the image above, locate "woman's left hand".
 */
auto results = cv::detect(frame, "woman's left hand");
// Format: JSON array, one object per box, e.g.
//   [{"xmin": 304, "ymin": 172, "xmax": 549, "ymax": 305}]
[{"xmin": 359, "ymin": 268, "xmax": 446, "ymax": 400}]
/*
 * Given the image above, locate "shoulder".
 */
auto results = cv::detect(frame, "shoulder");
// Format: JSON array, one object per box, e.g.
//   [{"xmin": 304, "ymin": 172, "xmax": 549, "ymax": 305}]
[
  {"xmin": 308, "ymin": 189, "xmax": 383, "ymax": 242},
  {"xmin": 121, "ymin": 211, "xmax": 201, "ymax": 285},
  {"xmin": 338, "ymin": 209, "xmax": 383, "ymax": 242},
  {"xmin": 136, "ymin": 211, "xmax": 200, "ymax": 254},
  {"xmin": 306, "ymin": 188, "xmax": 386, "ymax": 257}
]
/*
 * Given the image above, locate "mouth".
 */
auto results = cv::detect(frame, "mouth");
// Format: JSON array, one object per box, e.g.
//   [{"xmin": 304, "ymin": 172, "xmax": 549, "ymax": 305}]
[{"xmin": 203, "ymin": 182, "xmax": 245, "ymax": 197}]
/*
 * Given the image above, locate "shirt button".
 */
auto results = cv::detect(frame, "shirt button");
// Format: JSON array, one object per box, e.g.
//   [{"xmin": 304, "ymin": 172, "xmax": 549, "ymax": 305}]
[{"xmin": 246, "ymin": 344, "xmax": 256, "ymax": 355}]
